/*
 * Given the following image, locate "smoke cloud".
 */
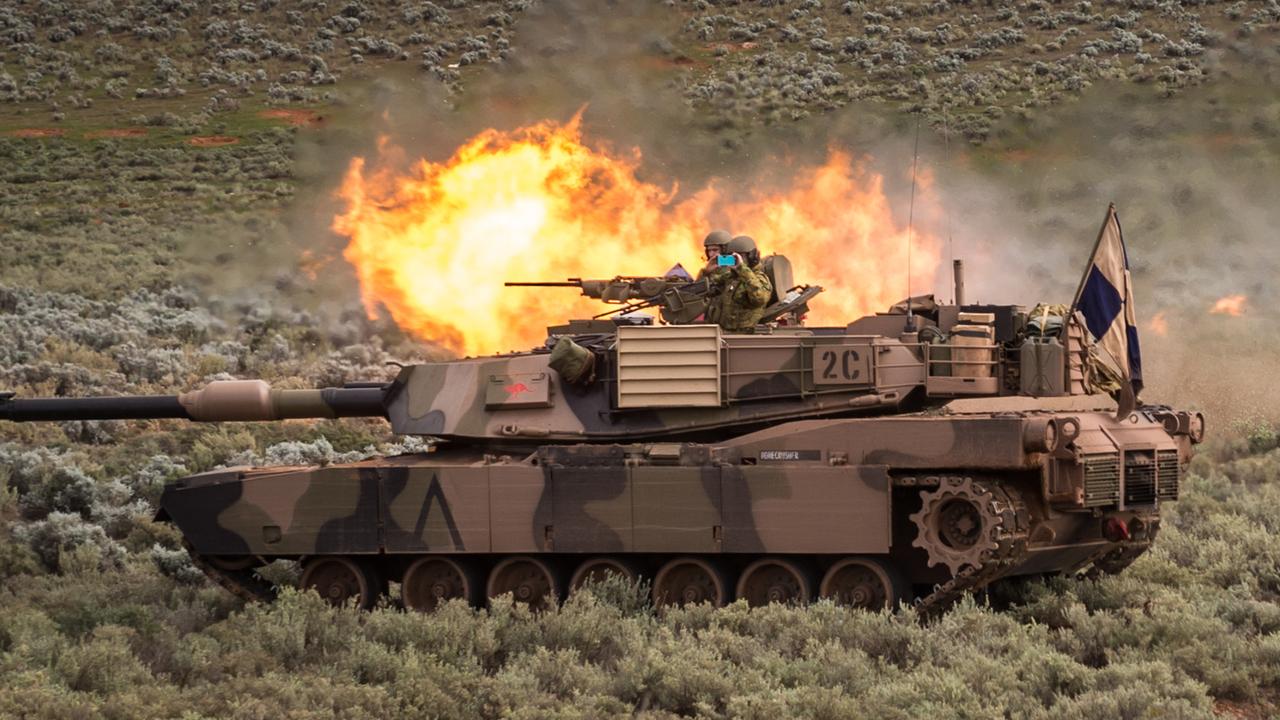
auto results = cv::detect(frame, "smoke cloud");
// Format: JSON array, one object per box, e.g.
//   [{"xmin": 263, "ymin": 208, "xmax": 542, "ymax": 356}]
[
  {"xmin": 263, "ymin": 2, "xmax": 1279, "ymax": 426},
  {"xmin": 931, "ymin": 71, "xmax": 1280, "ymax": 426}
]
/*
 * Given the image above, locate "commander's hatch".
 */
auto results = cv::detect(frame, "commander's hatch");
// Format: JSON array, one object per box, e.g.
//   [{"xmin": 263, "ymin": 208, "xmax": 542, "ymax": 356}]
[
  {"xmin": 759, "ymin": 254, "xmax": 822, "ymax": 326},
  {"xmin": 615, "ymin": 325, "xmax": 722, "ymax": 408}
]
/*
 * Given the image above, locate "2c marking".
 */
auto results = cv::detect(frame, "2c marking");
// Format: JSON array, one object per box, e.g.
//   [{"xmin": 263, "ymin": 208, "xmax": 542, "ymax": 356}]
[{"xmin": 820, "ymin": 349, "xmax": 862, "ymax": 381}]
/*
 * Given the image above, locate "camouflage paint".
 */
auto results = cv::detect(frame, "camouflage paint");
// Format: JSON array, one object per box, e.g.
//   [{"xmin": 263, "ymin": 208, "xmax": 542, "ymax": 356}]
[
  {"xmin": 162, "ymin": 399, "xmax": 1189, "ymax": 597},
  {"xmin": 11, "ymin": 300, "xmax": 1203, "ymax": 601}
]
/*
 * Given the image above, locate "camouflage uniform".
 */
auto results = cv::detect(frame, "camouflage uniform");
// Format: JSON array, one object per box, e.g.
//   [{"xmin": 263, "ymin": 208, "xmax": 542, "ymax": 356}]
[
  {"xmin": 695, "ymin": 265, "xmax": 728, "ymax": 284},
  {"xmin": 705, "ymin": 262, "xmax": 773, "ymax": 332}
]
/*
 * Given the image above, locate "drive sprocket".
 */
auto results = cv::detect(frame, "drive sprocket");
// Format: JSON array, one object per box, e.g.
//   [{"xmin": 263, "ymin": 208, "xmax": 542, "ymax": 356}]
[{"xmin": 909, "ymin": 476, "xmax": 1020, "ymax": 575}]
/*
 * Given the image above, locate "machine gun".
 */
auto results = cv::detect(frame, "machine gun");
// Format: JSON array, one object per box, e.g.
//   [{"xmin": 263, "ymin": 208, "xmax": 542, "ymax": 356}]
[
  {"xmin": 507, "ymin": 254, "xmax": 825, "ymax": 328},
  {"xmin": 506, "ymin": 275, "xmax": 716, "ymax": 324}
]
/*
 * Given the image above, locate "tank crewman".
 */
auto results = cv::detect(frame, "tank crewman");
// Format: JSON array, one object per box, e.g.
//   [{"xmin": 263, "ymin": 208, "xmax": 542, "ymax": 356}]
[
  {"xmin": 705, "ymin": 234, "xmax": 773, "ymax": 332},
  {"xmin": 697, "ymin": 229, "xmax": 734, "ymax": 283}
]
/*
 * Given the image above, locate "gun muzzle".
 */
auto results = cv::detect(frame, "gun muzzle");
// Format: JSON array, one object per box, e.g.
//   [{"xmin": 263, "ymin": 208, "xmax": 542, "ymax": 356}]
[
  {"xmin": 1, "ymin": 391, "xmax": 192, "ymax": 422},
  {"xmin": 0, "ymin": 380, "xmax": 388, "ymax": 423}
]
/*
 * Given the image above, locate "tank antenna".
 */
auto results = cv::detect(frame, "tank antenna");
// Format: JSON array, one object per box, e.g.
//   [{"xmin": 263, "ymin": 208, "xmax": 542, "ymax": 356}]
[
  {"xmin": 905, "ymin": 114, "xmax": 921, "ymax": 331},
  {"xmin": 943, "ymin": 110, "xmax": 956, "ymax": 304}
]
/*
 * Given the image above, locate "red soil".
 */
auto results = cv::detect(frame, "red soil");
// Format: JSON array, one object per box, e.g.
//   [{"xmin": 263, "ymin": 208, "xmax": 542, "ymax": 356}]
[
  {"xmin": 7, "ymin": 128, "xmax": 65, "ymax": 138},
  {"xmin": 641, "ymin": 55, "xmax": 707, "ymax": 70},
  {"xmin": 188, "ymin": 135, "xmax": 241, "ymax": 147},
  {"xmin": 84, "ymin": 128, "xmax": 148, "ymax": 139},
  {"xmin": 706, "ymin": 41, "xmax": 758, "ymax": 53},
  {"xmin": 259, "ymin": 109, "xmax": 326, "ymax": 127}
]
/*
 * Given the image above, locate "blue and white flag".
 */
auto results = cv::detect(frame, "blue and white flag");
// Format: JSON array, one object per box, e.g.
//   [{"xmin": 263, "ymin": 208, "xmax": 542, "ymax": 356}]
[{"xmin": 1072, "ymin": 204, "xmax": 1143, "ymax": 402}]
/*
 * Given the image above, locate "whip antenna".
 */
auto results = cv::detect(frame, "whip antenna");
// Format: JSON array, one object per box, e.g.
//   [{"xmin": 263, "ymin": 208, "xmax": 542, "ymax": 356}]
[
  {"xmin": 944, "ymin": 111, "xmax": 955, "ymax": 302},
  {"xmin": 942, "ymin": 111, "xmax": 965, "ymax": 305},
  {"xmin": 905, "ymin": 114, "xmax": 921, "ymax": 331}
]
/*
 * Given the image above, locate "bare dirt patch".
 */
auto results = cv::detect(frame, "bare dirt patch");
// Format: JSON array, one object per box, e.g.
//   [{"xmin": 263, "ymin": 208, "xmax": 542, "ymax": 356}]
[
  {"xmin": 259, "ymin": 109, "xmax": 326, "ymax": 127},
  {"xmin": 706, "ymin": 41, "xmax": 758, "ymax": 53},
  {"xmin": 1214, "ymin": 698, "xmax": 1272, "ymax": 719},
  {"xmin": 1201, "ymin": 132, "xmax": 1260, "ymax": 150},
  {"xmin": 188, "ymin": 135, "xmax": 241, "ymax": 147},
  {"xmin": 641, "ymin": 54, "xmax": 706, "ymax": 71},
  {"xmin": 7, "ymin": 128, "xmax": 66, "ymax": 138},
  {"xmin": 84, "ymin": 128, "xmax": 148, "ymax": 139}
]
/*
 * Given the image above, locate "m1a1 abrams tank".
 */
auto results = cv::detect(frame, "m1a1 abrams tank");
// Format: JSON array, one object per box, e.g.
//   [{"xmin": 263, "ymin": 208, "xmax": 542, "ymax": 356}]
[{"xmin": 0, "ymin": 260, "xmax": 1203, "ymax": 614}]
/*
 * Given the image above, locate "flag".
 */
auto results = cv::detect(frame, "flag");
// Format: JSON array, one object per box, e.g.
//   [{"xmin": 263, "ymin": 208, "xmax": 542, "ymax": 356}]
[
  {"xmin": 664, "ymin": 263, "xmax": 693, "ymax": 281},
  {"xmin": 1070, "ymin": 204, "xmax": 1143, "ymax": 412}
]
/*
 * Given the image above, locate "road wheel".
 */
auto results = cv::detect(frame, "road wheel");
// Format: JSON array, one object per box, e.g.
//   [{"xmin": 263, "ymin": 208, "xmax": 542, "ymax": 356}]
[
  {"xmin": 300, "ymin": 557, "xmax": 382, "ymax": 610},
  {"xmin": 486, "ymin": 556, "xmax": 559, "ymax": 611},
  {"xmin": 736, "ymin": 558, "xmax": 811, "ymax": 606},
  {"xmin": 569, "ymin": 557, "xmax": 638, "ymax": 593},
  {"xmin": 402, "ymin": 557, "xmax": 476, "ymax": 612},
  {"xmin": 818, "ymin": 557, "xmax": 903, "ymax": 611},
  {"xmin": 653, "ymin": 557, "xmax": 727, "ymax": 608}
]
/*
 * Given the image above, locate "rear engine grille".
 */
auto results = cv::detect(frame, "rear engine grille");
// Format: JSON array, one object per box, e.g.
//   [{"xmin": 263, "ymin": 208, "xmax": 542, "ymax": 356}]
[
  {"xmin": 1157, "ymin": 449, "xmax": 1181, "ymax": 501},
  {"xmin": 1083, "ymin": 453, "xmax": 1120, "ymax": 507},
  {"xmin": 1124, "ymin": 450, "xmax": 1157, "ymax": 506}
]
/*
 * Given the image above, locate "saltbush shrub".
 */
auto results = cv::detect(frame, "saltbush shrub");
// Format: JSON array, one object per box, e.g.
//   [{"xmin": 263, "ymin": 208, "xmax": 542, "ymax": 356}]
[
  {"xmin": 1, "ymin": 432, "xmax": 1275, "ymax": 717},
  {"xmin": 13, "ymin": 511, "xmax": 125, "ymax": 572}
]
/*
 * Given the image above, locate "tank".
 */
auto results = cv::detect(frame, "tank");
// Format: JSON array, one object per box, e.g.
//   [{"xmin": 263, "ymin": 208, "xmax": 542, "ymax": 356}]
[{"xmin": 0, "ymin": 266, "xmax": 1204, "ymax": 614}]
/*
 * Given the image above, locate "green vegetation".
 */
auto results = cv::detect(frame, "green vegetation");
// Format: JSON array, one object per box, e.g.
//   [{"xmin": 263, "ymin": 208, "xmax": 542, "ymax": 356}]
[
  {"xmin": 4, "ymin": 0, "xmax": 1276, "ymax": 143},
  {"xmin": 3, "ymin": 1, "xmax": 1280, "ymax": 717},
  {"xmin": 674, "ymin": 0, "xmax": 1280, "ymax": 140},
  {"xmin": 0, "ymin": 0, "xmax": 527, "ymax": 131}
]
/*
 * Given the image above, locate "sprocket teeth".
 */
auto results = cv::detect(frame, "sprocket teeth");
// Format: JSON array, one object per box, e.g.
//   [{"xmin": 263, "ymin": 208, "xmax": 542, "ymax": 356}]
[{"xmin": 912, "ymin": 478, "xmax": 1008, "ymax": 576}]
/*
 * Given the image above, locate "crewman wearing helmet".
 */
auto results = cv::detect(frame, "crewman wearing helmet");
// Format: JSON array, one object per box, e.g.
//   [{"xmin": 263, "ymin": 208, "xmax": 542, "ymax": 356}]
[
  {"xmin": 700, "ymin": 230, "xmax": 733, "ymax": 269},
  {"xmin": 695, "ymin": 228, "xmax": 734, "ymax": 284},
  {"xmin": 703, "ymin": 234, "xmax": 773, "ymax": 332}
]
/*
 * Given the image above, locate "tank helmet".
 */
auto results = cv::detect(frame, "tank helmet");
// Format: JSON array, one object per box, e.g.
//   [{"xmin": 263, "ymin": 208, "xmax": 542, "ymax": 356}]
[
  {"xmin": 703, "ymin": 230, "xmax": 732, "ymax": 249},
  {"xmin": 728, "ymin": 235, "xmax": 761, "ymax": 266}
]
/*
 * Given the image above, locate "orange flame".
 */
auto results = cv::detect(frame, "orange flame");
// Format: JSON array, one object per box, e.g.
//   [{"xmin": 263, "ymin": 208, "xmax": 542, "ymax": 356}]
[
  {"xmin": 1147, "ymin": 311, "xmax": 1168, "ymax": 337},
  {"xmin": 334, "ymin": 116, "xmax": 941, "ymax": 355},
  {"xmin": 1210, "ymin": 294, "xmax": 1246, "ymax": 317}
]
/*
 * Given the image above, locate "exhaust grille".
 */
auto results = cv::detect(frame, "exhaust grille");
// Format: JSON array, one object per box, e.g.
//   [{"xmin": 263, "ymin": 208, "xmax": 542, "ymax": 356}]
[
  {"xmin": 616, "ymin": 325, "xmax": 722, "ymax": 408},
  {"xmin": 1083, "ymin": 453, "xmax": 1120, "ymax": 507},
  {"xmin": 1124, "ymin": 450, "xmax": 1157, "ymax": 506},
  {"xmin": 1157, "ymin": 449, "xmax": 1181, "ymax": 501}
]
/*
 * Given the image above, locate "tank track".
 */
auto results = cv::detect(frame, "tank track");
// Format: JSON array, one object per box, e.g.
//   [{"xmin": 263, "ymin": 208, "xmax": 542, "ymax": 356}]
[
  {"xmin": 186, "ymin": 544, "xmax": 277, "ymax": 604},
  {"xmin": 185, "ymin": 471, "xmax": 1115, "ymax": 617},
  {"xmin": 906, "ymin": 476, "xmax": 1031, "ymax": 617},
  {"xmin": 1084, "ymin": 540, "xmax": 1153, "ymax": 578}
]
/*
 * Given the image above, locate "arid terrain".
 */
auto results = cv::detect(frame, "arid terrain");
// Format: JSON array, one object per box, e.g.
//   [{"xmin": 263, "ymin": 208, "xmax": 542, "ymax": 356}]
[{"xmin": 2, "ymin": 1, "xmax": 1280, "ymax": 717}]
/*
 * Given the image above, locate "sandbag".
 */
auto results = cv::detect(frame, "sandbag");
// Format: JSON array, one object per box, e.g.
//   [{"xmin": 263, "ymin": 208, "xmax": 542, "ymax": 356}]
[
  {"xmin": 549, "ymin": 337, "xmax": 596, "ymax": 385},
  {"xmin": 1027, "ymin": 303, "xmax": 1071, "ymax": 337}
]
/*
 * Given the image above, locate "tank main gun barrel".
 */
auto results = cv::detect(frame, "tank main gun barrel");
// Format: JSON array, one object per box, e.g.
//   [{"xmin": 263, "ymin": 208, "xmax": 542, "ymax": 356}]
[{"xmin": 0, "ymin": 380, "xmax": 388, "ymax": 423}]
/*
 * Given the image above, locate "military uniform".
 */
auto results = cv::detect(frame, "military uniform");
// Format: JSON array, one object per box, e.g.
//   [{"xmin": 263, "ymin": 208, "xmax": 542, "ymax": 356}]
[{"xmin": 705, "ymin": 262, "xmax": 773, "ymax": 332}]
